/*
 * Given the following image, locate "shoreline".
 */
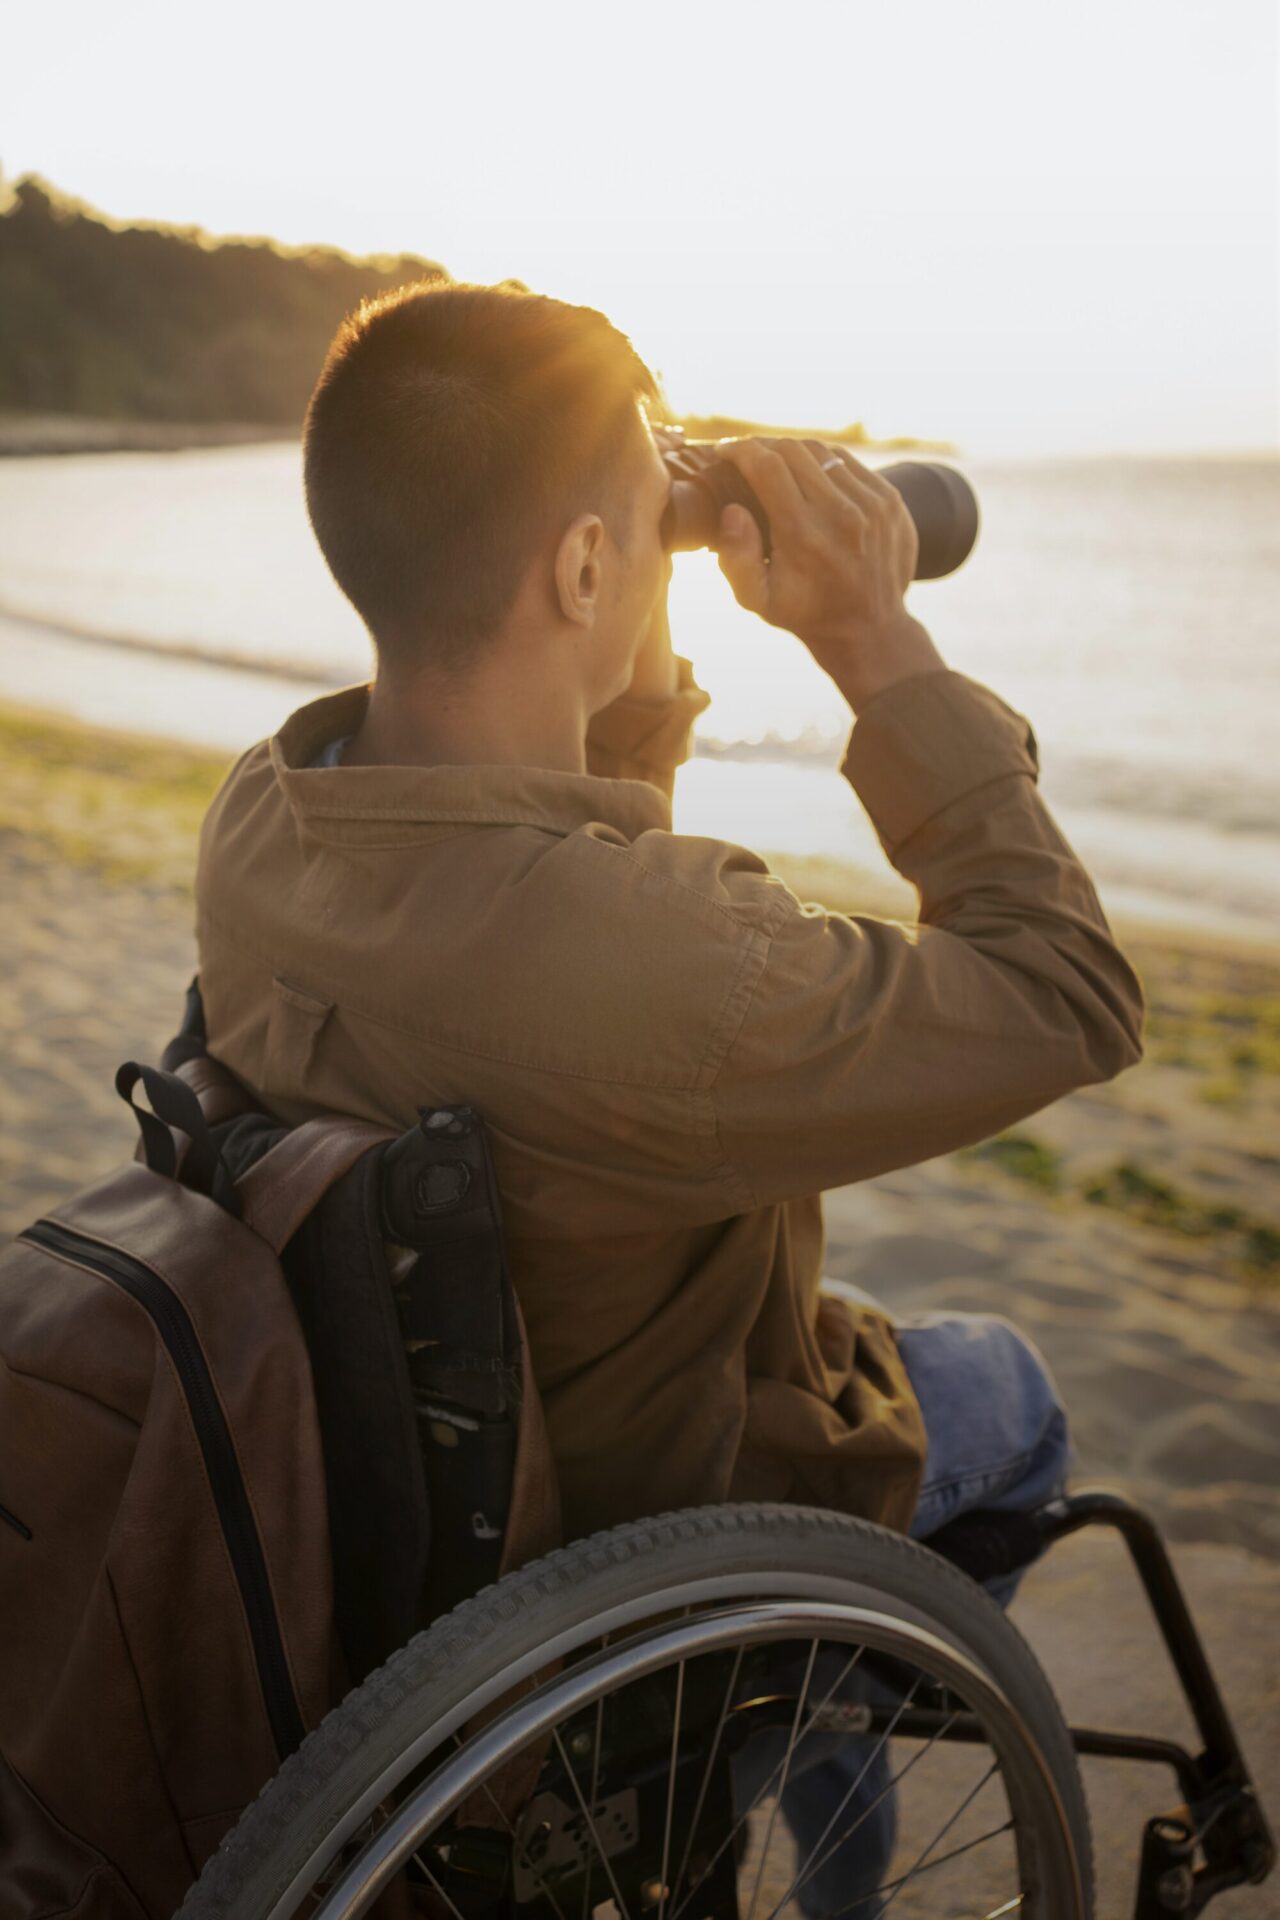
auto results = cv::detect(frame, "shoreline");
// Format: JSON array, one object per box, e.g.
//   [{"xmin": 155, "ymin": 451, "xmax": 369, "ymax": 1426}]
[
  {"xmin": 0, "ymin": 411, "xmax": 948, "ymax": 462},
  {"xmin": 0, "ymin": 599, "xmax": 344, "ymax": 687},
  {"xmin": 0, "ymin": 414, "xmax": 294, "ymax": 458},
  {"xmin": 3, "ymin": 413, "xmax": 1275, "ymax": 465}
]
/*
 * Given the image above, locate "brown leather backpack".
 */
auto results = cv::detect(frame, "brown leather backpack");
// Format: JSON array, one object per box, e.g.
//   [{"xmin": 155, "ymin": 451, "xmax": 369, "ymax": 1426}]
[{"xmin": 0, "ymin": 1045, "xmax": 559, "ymax": 1919}]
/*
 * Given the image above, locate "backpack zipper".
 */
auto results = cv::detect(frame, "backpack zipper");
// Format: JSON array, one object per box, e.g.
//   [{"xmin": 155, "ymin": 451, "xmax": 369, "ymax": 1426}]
[{"xmin": 19, "ymin": 1217, "xmax": 306, "ymax": 1760}]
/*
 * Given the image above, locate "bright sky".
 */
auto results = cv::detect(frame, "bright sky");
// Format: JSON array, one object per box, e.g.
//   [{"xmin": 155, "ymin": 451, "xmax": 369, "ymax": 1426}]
[{"xmin": 4, "ymin": 0, "xmax": 1277, "ymax": 455}]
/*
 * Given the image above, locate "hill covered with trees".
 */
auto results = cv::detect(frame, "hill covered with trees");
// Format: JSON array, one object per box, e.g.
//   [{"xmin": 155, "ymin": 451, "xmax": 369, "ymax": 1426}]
[
  {"xmin": 0, "ymin": 174, "xmax": 451, "ymax": 426},
  {"xmin": 0, "ymin": 173, "xmax": 946, "ymax": 452}
]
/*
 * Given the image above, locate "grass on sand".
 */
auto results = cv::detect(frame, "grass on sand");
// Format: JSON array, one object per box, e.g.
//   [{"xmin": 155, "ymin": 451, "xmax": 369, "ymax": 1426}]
[{"xmin": 0, "ymin": 701, "xmax": 235, "ymax": 891}]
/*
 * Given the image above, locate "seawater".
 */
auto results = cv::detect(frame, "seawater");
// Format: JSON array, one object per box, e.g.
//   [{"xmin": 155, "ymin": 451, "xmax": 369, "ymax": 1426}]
[{"xmin": 1, "ymin": 443, "xmax": 1276, "ymax": 942}]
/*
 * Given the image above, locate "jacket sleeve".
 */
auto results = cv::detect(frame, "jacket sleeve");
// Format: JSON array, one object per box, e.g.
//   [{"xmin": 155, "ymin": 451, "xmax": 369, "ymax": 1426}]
[
  {"xmin": 585, "ymin": 654, "xmax": 712, "ymax": 803},
  {"xmin": 706, "ymin": 669, "xmax": 1146, "ymax": 1210}
]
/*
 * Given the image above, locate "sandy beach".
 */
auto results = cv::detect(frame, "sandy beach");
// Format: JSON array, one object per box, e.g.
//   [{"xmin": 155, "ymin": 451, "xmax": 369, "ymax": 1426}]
[{"xmin": 2, "ymin": 697, "xmax": 1276, "ymax": 1911}]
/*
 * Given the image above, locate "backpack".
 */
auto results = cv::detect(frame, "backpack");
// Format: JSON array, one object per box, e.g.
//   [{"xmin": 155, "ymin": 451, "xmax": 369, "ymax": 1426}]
[{"xmin": 0, "ymin": 978, "xmax": 561, "ymax": 1919}]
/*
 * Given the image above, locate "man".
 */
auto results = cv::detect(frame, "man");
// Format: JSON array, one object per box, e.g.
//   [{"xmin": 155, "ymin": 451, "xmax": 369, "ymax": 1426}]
[{"xmin": 194, "ymin": 279, "xmax": 1143, "ymax": 1905}]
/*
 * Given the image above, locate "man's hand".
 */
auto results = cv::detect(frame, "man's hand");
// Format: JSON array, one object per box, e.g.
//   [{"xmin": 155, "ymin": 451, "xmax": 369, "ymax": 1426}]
[
  {"xmin": 621, "ymin": 418, "xmax": 683, "ymax": 701},
  {"xmin": 623, "ymin": 575, "xmax": 679, "ymax": 702},
  {"xmin": 712, "ymin": 437, "xmax": 944, "ymax": 715}
]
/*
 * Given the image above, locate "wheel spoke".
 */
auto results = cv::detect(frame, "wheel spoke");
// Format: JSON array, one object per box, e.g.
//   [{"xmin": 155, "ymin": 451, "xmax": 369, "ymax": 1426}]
[
  {"xmin": 580, "ymin": 1632, "xmax": 610, "ymax": 1920},
  {"xmin": 442, "ymin": 1733, "xmax": 573, "ymax": 1920},
  {"xmin": 668, "ymin": 1645, "xmax": 744, "ymax": 1916},
  {"xmin": 656, "ymin": 1656, "xmax": 686, "ymax": 1920},
  {"xmin": 552, "ymin": 1724, "xmax": 635, "ymax": 1920},
  {"xmin": 409, "ymin": 1852, "xmax": 469, "ymax": 1920},
  {"xmin": 745, "ymin": 1639, "xmax": 819, "ymax": 1920},
  {"xmin": 875, "ymin": 1762, "xmax": 1002, "ymax": 1914},
  {"xmin": 821, "ymin": 1808, "xmax": 1016, "ymax": 1916},
  {"xmin": 768, "ymin": 1674, "xmax": 934, "ymax": 1919},
  {"xmin": 668, "ymin": 1644, "xmax": 865, "ymax": 1920},
  {"xmin": 796, "ymin": 1696, "xmax": 956, "ymax": 1900}
]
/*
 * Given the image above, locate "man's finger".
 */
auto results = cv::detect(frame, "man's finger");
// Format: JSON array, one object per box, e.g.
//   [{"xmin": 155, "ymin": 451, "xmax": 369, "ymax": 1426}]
[
  {"xmin": 807, "ymin": 442, "xmax": 898, "ymax": 511},
  {"xmin": 773, "ymin": 438, "xmax": 870, "ymax": 520},
  {"xmin": 757, "ymin": 436, "xmax": 830, "ymax": 504},
  {"xmin": 714, "ymin": 437, "xmax": 809, "ymax": 536}
]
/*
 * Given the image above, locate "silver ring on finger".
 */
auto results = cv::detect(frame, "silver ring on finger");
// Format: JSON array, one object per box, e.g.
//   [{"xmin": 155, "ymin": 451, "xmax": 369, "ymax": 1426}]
[{"xmin": 820, "ymin": 454, "xmax": 843, "ymax": 471}]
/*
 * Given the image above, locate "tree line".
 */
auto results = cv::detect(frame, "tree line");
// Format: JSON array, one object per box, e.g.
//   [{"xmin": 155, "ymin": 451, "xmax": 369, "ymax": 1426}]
[
  {"xmin": 0, "ymin": 175, "xmax": 450, "ymax": 424},
  {"xmin": 0, "ymin": 174, "xmax": 943, "ymax": 450}
]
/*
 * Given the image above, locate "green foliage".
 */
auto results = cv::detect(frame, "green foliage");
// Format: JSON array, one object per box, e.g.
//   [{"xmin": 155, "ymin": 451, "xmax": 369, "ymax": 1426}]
[
  {"xmin": 1142, "ymin": 976, "xmax": 1280, "ymax": 1111},
  {"xmin": 1145, "ymin": 986, "xmax": 1280, "ymax": 1093},
  {"xmin": 1080, "ymin": 1158, "xmax": 1278, "ymax": 1279},
  {"xmin": 961, "ymin": 1132, "xmax": 1063, "ymax": 1191},
  {"xmin": 0, "ymin": 701, "xmax": 231, "ymax": 893},
  {"xmin": 1197, "ymin": 1077, "xmax": 1249, "ymax": 1109},
  {"xmin": 0, "ymin": 175, "xmax": 451, "ymax": 425},
  {"xmin": 1082, "ymin": 1159, "xmax": 1181, "ymax": 1218},
  {"xmin": 1244, "ymin": 1224, "xmax": 1280, "ymax": 1270},
  {"xmin": 957, "ymin": 1121, "xmax": 1279, "ymax": 1284},
  {"xmin": 0, "ymin": 703, "xmax": 231, "ymax": 800}
]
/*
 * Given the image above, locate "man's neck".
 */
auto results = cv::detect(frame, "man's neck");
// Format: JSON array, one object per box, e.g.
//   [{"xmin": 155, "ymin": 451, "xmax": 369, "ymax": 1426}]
[{"xmin": 342, "ymin": 675, "xmax": 593, "ymax": 775}]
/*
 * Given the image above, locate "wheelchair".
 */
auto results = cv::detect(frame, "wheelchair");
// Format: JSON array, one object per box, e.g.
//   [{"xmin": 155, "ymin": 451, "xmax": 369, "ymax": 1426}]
[
  {"xmin": 164, "ymin": 995, "xmax": 1272, "ymax": 1920},
  {"xmin": 173, "ymin": 1496, "xmax": 1273, "ymax": 1920}
]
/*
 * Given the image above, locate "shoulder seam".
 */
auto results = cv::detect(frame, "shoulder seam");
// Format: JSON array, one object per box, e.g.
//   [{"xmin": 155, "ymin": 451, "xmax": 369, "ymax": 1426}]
[{"xmin": 580, "ymin": 835, "xmax": 798, "ymax": 936}]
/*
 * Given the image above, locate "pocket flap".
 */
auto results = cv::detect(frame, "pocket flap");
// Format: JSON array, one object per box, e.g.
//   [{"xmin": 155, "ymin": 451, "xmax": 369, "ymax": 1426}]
[{"xmin": 265, "ymin": 976, "xmax": 335, "ymax": 1095}]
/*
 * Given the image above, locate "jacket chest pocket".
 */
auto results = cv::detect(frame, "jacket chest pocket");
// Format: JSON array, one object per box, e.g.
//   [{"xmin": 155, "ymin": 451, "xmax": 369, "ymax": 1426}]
[{"xmin": 264, "ymin": 975, "xmax": 334, "ymax": 1098}]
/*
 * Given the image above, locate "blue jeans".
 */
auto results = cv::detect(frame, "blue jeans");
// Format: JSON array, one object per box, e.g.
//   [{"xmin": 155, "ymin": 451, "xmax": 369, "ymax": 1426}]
[{"xmin": 730, "ymin": 1307, "xmax": 1072, "ymax": 1919}]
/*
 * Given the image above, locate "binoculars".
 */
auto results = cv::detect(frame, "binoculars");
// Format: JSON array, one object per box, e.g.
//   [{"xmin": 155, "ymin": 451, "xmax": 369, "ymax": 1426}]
[{"xmin": 657, "ymin": 430, "xmax": 979, "ymax": 581}]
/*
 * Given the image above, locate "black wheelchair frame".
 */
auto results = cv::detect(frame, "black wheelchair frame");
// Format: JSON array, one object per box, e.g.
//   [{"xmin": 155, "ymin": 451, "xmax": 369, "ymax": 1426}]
[{"xmin": 1026, "ymin": 1491, "xmax": 1274, "ymax": 1913}]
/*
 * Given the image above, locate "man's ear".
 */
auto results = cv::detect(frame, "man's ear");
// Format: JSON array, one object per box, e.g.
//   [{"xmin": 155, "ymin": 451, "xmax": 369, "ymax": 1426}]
[{"xmin": 554, "ymin": 514, "xmax": 606, "ymax": 626}]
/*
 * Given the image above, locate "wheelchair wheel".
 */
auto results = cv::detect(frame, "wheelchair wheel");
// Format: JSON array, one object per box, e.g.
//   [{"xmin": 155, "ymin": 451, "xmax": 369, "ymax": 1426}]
[{"xmin": 180, "ymin": 1504, "xmax": 1094, "ymax": 1919}]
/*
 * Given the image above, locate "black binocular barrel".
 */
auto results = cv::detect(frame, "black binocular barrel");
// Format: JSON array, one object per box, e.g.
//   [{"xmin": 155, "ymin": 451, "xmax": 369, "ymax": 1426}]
[
  {"xmin": 660, "ymin": 441, "xmax": 980, "ymax": 581},
  {"xmin": 875, "ymin": 460, "xmax": 980, "ymax": 580}
]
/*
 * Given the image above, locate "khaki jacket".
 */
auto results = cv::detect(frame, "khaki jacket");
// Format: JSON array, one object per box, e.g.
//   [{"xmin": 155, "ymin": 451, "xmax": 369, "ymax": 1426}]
[{"xmin": 194, "ymin": 657, "xmax": 1145, "ymax": 1542}]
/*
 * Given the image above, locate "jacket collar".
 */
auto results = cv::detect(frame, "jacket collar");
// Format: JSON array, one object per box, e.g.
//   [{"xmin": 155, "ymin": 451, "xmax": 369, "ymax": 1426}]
[{"xmin": 271, "ymin": 682, "xmax": 672, "ymax": 842}]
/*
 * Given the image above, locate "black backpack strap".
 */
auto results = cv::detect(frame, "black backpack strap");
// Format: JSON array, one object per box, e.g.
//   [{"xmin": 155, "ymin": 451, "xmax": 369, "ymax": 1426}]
[
  {"xmin": 379, "ymin": 1105, "xmax": 522, "ymax": 1409},
  {"xmin": 160, "ymin": 973, "xmax": 209, "ymax": 1072},
  {"xmin": 280, "ymin": 1145, "xmax": 431, "ymax": 1684},
  {"xmin": 379, "ymin": 1106, "xmax": 523, "ymax": 1617},
  {"xmin": 115, "ymin": 1060, "xmax": 242, "ymax": 1218}
]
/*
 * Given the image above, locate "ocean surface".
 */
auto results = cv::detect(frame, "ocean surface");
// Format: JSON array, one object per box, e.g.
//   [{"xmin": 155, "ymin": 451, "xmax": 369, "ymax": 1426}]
[{"xmin": 1, "ymin": 443, "xmax": 1277, "ymax": 943}]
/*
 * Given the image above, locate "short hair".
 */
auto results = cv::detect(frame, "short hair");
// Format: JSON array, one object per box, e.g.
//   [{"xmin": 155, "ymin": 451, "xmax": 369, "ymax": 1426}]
[{"xmin": 303, "ymin": 279, "xmax": 664, "ymax": 678}]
